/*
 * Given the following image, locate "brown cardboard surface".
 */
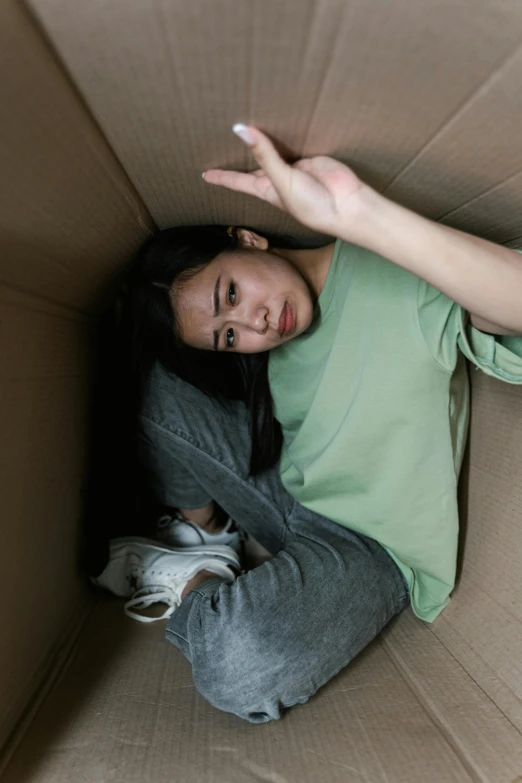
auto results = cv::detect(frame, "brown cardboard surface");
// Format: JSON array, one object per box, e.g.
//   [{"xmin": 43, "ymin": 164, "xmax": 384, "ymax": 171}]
[
  {"xmin": 384, "ymin": 45, "xmax": 522, "ymax": 222},
  {"xmin": 431, "ymin": 372, "xmax": 522, "ymax": 731},
  {"xmin": 0, "ymin": 286, "xmax": 92, "ymax": 752},
  {"xmin": 29, "ymin": 0, "xmax": 522, "ymax": 243},
  {"xmin": 0, "ymin": 0, "xmax": 153, "ymax": 758},
  {"xmin": 1, "ymin": 0, "xmax": 522, "ymax": 780},
  {"xmin": 439, "ymin": 172, "xmax": 522, "ymax": 245},
  {"xmin": 0, "ymin": 0, "xmax": 154, "ymax": 313},
  {"xmin": 383, "ymin": 612, "xmax": 522, "ymax": 782},
  {"xmin": 1, "ymin": 597, "xmax": 480, "ymax": 783}
]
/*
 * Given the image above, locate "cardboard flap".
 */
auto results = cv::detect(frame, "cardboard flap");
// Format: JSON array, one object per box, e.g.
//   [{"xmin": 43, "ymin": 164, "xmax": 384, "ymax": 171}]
[
  {"xmin": 0, "ymin": 0, "xmax": 152, "ymax": 757},
  {"xmin": 28, "ymin": 0, "xmax": 522, "ymax": 242},
  {"xmin": 0, "ymin": 599, "xmax": 492, "ymax": 783}
]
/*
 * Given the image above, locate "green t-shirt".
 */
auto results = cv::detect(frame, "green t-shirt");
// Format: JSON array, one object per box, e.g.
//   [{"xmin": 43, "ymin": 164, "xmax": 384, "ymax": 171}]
[{"xmin": 268, "ymin": 240, "xmax": 522, "ymax": 622}]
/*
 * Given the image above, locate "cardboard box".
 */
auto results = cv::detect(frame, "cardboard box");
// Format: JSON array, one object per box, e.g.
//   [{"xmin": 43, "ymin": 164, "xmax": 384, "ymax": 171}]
[{"xmin": 1, "ymin": 0, "xmax": 521, "ymax": 780}]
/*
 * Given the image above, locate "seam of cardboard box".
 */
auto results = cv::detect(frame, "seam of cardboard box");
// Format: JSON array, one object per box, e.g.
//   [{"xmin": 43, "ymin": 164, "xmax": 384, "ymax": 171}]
[
  {"xmin": 382, "ymin": 39, "xmax": 522, "ymax": 196},
  {"xmin": 299, "ymin": 5, "xmax": 345, "ymax": 154},
  {"xmin": 0, "ymin": 283, "xmax": 91, "ymax": 322},
  {"xmin": 439, "ymin": 170, "xmax": 522, "ymax": 223},
  {"xmin": 21, "ymin": 0, "xmax": 156, "ymax": 241},
  {"xmin": 381, "ymin": 629, "xmax": 522, "ymax": 783},
  {"xmin": 0, "ymin": 593, "xmax": 96, "ymax": 777}
]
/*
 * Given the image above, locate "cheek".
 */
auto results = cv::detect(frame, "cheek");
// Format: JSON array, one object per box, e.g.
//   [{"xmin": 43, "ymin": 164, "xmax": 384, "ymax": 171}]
[
  {"xmin": 296, "ymin": 295, "xmax": 314, "ymax": 332},
  {"xmin": 237, "ymin": 328, "xmax": 275, "ymax": 354}
]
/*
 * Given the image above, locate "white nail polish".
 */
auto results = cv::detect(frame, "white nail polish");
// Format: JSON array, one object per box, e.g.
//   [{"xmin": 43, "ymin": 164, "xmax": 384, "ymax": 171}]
[{"xmin": 232, "ymin": 123, "xmax": 254, "ymax": 145}]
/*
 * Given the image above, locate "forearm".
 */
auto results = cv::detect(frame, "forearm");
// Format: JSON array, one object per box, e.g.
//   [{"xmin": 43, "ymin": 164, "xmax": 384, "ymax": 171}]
[{"xmin": 342, "ymin": 187, "xmax": 522, "ymax": 334}]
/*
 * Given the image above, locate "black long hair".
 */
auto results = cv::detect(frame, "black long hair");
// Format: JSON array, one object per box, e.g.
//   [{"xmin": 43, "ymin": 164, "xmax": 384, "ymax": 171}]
[{"xmin": 125, "ymin": 224, "xmax": 308, "ymax": 475}]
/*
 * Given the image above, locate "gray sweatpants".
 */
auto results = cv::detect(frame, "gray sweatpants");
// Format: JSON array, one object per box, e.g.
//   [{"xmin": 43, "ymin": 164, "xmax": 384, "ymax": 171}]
[{"xmin": 139, "ymin": 362, "xmax": 409, "ymax": 723}]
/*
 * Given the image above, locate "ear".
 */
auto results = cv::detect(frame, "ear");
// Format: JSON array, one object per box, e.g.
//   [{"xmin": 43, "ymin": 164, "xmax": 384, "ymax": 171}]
[{"xmin": 229, "ymin": 226, "xmax": 269, "ymax": 251}]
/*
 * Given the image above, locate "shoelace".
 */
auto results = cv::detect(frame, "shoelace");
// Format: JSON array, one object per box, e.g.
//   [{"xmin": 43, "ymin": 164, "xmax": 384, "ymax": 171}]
[
  {"xmin": 156, "ymin": 515, "xmax": 212, "ymax": 546},
  {"xmin": 157, "ymin": 513, "xmax": 242, "ymax": 540},
  {"xmin": 124, "ymin": 584, "xmax": 183, "ymax": 623}
]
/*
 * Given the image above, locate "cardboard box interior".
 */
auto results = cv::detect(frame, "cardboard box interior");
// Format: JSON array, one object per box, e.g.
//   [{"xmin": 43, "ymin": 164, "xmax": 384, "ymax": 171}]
[{"xmin": 0, "ymin": 0, "xmax": 521, "ymax": 780}]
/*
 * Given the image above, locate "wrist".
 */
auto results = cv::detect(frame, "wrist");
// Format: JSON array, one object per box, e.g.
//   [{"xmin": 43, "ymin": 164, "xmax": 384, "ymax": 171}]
[{"xmin": 333, "ymin": 184, "xmax": 387, "ymax": 250}]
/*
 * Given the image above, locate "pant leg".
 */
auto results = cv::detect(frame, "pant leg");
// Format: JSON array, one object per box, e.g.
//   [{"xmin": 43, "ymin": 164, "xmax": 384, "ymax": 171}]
[
  {"xmin": 139, "ymin": 362, "xmax": 294, "ymax": 554},
  {"xmin": 168, "ymin": 513, "xmax": 409, "ymax": 723},
  {"xmin": 140, "ymin": 363, "xmax": 410, "ymax": 722}
]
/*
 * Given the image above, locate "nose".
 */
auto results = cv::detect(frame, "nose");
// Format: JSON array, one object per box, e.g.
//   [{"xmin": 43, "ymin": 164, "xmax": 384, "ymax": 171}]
[{"xmin": 242, "ymin": 305, "xmax": 268, "ymax": 334}]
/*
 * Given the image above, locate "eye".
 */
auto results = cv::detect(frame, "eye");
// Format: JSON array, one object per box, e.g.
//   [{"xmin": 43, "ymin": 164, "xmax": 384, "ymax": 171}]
[
  {"xmin": 228, "ymin": 282, "xmax": 236, "ymax": 305},
  {"xmin": 225, "ymin": 328, "xmax": 235, "ymax": 348}
]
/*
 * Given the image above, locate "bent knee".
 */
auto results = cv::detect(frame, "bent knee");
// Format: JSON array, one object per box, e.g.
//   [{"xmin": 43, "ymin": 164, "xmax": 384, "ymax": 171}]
[{"xmin": 189, "ymin": 615, "xmax": 297, "ymax": 722}]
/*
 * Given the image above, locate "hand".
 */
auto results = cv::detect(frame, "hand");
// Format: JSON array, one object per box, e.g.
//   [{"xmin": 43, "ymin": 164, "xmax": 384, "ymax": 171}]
[{"xmin": 202, "ymin": 125, "xmax": 368, "ymax": 237}]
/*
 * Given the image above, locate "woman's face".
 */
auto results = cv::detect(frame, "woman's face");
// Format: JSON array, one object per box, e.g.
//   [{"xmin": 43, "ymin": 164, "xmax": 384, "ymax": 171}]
[{"xmin": 175, "ymin": 233, "xmax": 315, "ymax": 354}]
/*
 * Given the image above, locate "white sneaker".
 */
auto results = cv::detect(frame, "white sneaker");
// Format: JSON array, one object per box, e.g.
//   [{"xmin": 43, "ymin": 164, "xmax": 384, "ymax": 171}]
[
  {"xmin": 91, "ymin": 536, "xmax": 240, "ymax": 623},
  {"xmin": 155, "ymin": 512, "xmax": 244, "ymax": 554}
]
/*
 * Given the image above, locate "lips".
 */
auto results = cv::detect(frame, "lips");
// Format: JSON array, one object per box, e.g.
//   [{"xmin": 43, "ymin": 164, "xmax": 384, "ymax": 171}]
[{"xmin": 278, "ymin": 301, "xmax": 295, "ymax": 337}]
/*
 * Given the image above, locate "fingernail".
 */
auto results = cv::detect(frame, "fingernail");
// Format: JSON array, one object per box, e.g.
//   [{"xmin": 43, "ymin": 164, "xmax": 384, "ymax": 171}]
[
  {"xmin": 201, "ymin": 172, "xmax": 207, "ymax": 180},
  {"xmin": 232, "ymin": 123, "xmax": 254, "ymax": 145}
]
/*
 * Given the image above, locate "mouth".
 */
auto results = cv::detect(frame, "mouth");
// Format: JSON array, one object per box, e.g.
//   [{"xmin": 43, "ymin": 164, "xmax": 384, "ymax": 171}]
[{"xmin": 278, "ymin": 301, "xmax": 295, "ymax": 338}]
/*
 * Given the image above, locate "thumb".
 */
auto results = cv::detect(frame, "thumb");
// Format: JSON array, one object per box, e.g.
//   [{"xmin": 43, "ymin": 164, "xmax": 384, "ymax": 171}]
[{"xmin": 232, "ymin": 124, "xmax": 293, "ymax": 199}]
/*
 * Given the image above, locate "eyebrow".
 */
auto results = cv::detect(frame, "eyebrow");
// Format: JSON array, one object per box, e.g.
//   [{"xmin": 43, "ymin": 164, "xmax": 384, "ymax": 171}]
[{"xmin": 212, "ymin": 275, "xmax": 221, "ymax": 351}]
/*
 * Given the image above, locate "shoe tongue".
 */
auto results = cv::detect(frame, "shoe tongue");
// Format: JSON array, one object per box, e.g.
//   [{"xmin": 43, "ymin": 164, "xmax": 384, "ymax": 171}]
[{"xmin": 136, "ymin": 567, "xmax": 187, "ymax": 593}]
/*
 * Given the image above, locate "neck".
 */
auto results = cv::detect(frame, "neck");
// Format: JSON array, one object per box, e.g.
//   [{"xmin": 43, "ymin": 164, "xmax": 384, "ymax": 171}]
[{"xmin": 270, "ymin": 242, "xmax": 336, "ymax": 299}]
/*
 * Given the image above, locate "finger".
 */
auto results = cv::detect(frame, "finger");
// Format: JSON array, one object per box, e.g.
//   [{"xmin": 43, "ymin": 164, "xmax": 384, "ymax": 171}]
[
  {"xmin": 202, "ymin": 168, "xmax": 265, "ymax": 197},
  {"xmin": 293, "ymin": 158, "xmax": 315, "ymax": 171},
  {"xmin": 294, "ymin": 155, "xmax": 339, "ymax": 173},
  {"xmin": 232, "ymin": 124, "xmax": 294, "ymax": 201},
  {"xmin": 202, "ymin": 168, "xmax": 284, "ymax": 209}
]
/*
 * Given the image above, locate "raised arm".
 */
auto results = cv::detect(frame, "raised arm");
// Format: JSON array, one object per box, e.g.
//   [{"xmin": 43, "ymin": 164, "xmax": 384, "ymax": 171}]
[
  {"xmin": 203, "ymin": 125, "xmax": 522, "ymax": 336},
  {"xmin": 351, "ymin": 188, "xmax": 522, "ymax": 336}
]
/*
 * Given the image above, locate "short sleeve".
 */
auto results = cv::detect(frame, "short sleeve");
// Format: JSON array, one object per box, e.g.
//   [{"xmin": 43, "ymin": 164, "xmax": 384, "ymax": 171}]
[
  {"xmin": 418, "ymin": 270, "xmax": 522, "ymax": 384},
  {"xmin": 457, "ymin": 323, "xmax": 522, "ymax": 384}
]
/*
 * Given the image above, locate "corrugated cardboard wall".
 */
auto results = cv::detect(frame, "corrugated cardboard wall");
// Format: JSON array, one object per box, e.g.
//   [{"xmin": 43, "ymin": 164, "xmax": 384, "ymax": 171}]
[
  {"xmin": 20, "ymin": 0, "xmax": 522, "ymax": 770},
  {"xmin": 430, "ymin": 372, "xmax": 522, "ymax": 729},
  {"xmin": 29, "ymin": 0, "xmax": 522, "ymax": 247},
  {"xmin": 0, "ymin": 0, "xmax": 153, "ymax": 751},
  {"xmin": 1, "ymin": 0, "xmax": 521, "ymax": 774}
]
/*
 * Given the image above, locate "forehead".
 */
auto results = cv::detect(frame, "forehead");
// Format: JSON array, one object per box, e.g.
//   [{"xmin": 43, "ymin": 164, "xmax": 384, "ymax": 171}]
[
  {"xmin": 177, "ymin": 248, "xmax": 262, "ymax": 304},
  {"xmin": 175, "ymin": 265, "xmax": 216, "ymax": 349}
]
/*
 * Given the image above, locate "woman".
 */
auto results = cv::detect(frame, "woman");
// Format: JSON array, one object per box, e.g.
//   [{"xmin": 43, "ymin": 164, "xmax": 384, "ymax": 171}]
[{"xmin": 94, "ymin": 125, "xmax": 522, "ymax": 723}]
